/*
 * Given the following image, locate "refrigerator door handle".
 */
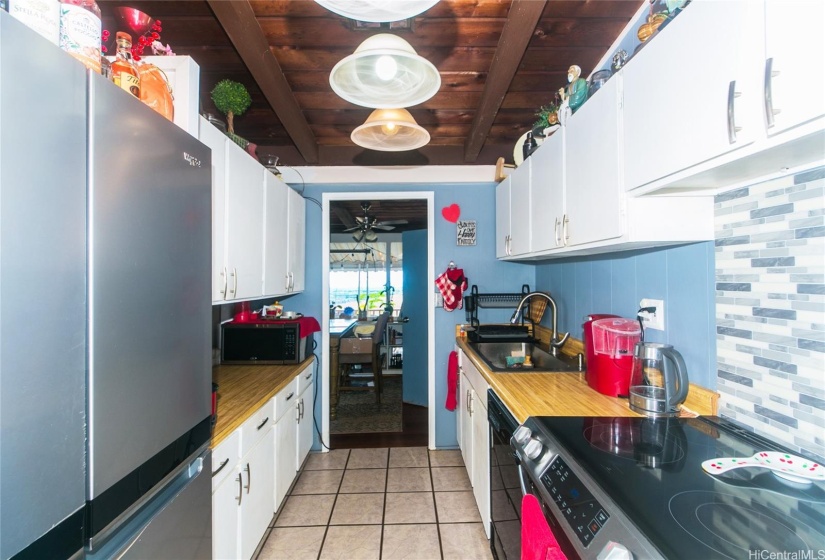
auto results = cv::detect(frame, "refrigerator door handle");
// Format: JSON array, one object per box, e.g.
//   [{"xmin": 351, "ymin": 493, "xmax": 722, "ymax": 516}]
[{"xmin": 87, "ymin": 449, "xmax": 209, "ymax": 559}]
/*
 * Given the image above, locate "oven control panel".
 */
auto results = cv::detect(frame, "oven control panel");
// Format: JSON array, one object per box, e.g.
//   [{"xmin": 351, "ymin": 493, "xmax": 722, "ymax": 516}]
[{"xmin": 541, "ymin": 456, "xmax": 610, "ymax": 547}]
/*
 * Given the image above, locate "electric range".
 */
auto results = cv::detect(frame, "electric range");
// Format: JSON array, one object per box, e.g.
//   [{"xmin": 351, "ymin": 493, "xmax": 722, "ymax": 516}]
[{"xmin": 511, "ymin": 415, "xmax": 825, "ymax": 560}]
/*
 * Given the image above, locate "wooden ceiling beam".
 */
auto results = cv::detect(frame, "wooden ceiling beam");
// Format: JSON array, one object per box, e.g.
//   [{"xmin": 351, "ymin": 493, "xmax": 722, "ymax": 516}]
[
  {"xmin": 463, "ymin": 0, "xmax": 547, "ymax": 163},
  {"xmin": 206, "ymin": 0, "xmax": 319, "ymax": 163}
]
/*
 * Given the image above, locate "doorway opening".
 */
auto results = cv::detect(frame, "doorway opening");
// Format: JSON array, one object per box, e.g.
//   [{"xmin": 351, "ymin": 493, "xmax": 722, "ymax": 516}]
[{"xmin": 321, "ymin": 192, "xmax": 435, "ymax": 449}]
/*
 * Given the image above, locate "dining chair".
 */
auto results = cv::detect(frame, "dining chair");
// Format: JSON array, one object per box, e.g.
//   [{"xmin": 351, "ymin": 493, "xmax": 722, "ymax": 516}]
[{"xmin": 338, "ymin": 312, "xmax": 390, "ymax": 403}]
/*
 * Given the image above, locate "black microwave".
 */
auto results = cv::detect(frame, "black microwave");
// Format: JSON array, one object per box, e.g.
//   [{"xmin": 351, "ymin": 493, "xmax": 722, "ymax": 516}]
[{"xmin": 221, "ymin": 322, "xmax": 312, "ymax": 365}]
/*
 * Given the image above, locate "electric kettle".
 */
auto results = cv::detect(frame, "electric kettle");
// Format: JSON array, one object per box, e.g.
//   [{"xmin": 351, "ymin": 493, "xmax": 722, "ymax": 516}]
[{"xmin": 629, "ymin": 342, "xmax": 689, "ymax": 417}]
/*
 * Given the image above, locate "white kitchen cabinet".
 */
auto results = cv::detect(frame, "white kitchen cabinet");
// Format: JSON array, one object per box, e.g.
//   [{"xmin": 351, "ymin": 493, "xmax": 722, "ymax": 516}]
[
  {"xmin": 456, "ymin": 350, "xmax": 491, "ymax": 538},
  {"xmin": 212, "ymin": 468, "xmax": 241, "ymax": 560},
  {"xmin": 495, "ymin": 178, "xmax": 511, "ymax": 259},
  {"xmin": 296, "ymin": 363, "xmax": 315, "ymax": 471},
  {"xmin": 471, "ymin": 392, "xmax": 490, "ymax": 539},
  {"xmin": 211, "ymin": 403, "xmax": 275, "ymax": 560},
  {"xmin": 621, "ymin": 0, "xmax": 824, "ymax": 195},
  {"xmin": 212, "ymin": 430, "xmax": 241, "ymax": 560},
  {"xmin": 200, "ymin": 117, "xmax": 264, "ymax": 303},
  {"xmin": 529, "ymin": 127, "xmax": 564, "ymax": 253},
  {"xmin": 496, "ymin": 160, "xmax": 531, "ymax": 258},
  {"xmin": 239, "ymin": 430, "xmax": 275, "ymax": 560},
  {"xmin": 623, "ymin": 0, "xmax": 753, "ymax": 192},
  {"xmin": 225, "ymin": 141, "xmax": 265, "ymax": 301},
  {"xmin": 763, "ymin": 0, "xmax": 825, "ymax": 137},
  {"xmin": 565, "ymin": 77, "xmax": 623, "ymax": 246},
  {"xmin": 286, "ymin": 186, "xmax": 306, "ymax": 293},
  {"xmin": 508, "ymin": 161, "xmax": 531, "ymax": 257},
  {"xmin": 274, "ymin": 377, "xmax": 299, "ymax": 510},
  {"xmin": 199, "ymin": 117, "xmax": 229, "ymax": 303},
  {"xmin": 263, "ymin": 170, "xmax": 289, "ymax": 296},
  {"xmin": 459, "ymin": 369, "xmax": 474, "ymax": 480}
]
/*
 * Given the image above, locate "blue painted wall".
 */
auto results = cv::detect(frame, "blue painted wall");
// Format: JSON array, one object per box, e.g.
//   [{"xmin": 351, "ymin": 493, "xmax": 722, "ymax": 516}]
[
  {"xmin": 534, "ymin": 241, "xmax": 717, "ymax": 389},
  {"xmin": 285, "ymin": 182, "xmax": 535, "ymax": 449},
  {"xmin": 401, "ymin": 229, "xmax": 428, "ymax": 406}
]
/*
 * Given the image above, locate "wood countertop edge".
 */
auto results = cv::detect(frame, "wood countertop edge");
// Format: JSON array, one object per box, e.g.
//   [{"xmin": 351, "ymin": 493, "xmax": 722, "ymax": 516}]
[
  {"xmin": 212, "ymin": 357, "xmax": 315, "ymax": 447},
  {"xmin": 455, "ymin": 337, "xmax": 717, "ymax": 422}
]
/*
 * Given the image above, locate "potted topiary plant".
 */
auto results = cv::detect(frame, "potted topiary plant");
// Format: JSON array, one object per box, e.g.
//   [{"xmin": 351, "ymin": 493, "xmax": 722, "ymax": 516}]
[{"xmin": 210, "ymin": 79, "xmax": 252, "ymax": 136}]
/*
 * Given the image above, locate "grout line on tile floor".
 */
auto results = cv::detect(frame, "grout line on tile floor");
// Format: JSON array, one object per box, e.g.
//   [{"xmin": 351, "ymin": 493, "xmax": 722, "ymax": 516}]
[{"xmin": 429, "ymin": 449, "xmax": 445, "ymax": 560}]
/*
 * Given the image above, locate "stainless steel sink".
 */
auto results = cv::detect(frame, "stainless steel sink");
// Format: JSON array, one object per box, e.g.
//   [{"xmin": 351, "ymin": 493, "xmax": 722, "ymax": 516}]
[{"xmin": 468, "ymin": 341, "xmax": 576, "ymax": 372}]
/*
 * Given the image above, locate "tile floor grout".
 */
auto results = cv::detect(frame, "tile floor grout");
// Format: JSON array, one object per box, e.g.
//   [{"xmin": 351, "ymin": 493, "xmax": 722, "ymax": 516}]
[{"xmin": 256, "ymin": 447, "xmax": 492, "ymax": 560}]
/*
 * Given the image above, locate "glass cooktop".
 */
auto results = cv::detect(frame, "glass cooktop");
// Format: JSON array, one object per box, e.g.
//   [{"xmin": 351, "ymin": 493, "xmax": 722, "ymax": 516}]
[{"xmin": 533, "ymin": 416, "xmax": 825, "ymax": 559}]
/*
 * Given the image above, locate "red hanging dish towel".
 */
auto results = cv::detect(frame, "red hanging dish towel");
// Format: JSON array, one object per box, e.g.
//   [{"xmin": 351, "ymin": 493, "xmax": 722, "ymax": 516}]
[
  {"xmin": 445, "ymin": 350, "xmax": 458, "ymax": 411},
  {"xmin": 521, "ymin": 494, "xmax": 568, "ymax": 560}
]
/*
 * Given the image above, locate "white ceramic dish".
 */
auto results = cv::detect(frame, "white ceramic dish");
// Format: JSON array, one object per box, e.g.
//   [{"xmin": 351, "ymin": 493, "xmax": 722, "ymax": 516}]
[{"xmin": 701, "ymin": 452, "xmax": 824, "ymax": 484}]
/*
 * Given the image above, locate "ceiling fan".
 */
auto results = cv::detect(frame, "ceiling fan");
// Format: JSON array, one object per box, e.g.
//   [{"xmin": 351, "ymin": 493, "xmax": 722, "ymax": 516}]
[{"xmin": 344, "ymin": 201, "xmax": 408, "ymax": 242}]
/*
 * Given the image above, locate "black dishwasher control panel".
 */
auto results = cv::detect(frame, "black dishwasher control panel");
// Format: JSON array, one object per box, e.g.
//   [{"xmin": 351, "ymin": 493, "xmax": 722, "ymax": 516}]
[{"xmin": 540, "ymin": 457, "xmax": 610, "ymax": 547}]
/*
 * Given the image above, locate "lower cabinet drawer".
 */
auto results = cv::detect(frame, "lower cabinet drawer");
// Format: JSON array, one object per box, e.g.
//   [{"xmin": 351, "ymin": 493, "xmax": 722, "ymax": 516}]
[
  {"xmin": 212, "ymin": 429, "xmax": 240, "ymax": 491},
  {"xmin": 273, "ymin": 377, "xmax": 299, "ymax": 422},
  {"xmin": 240, "ymin": 399, "xmax": 275, "ymax": 457}
]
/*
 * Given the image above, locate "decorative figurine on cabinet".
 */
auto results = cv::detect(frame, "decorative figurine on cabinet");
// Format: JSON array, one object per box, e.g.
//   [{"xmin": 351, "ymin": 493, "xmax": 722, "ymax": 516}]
[{"xmin": 564, "ymin": 65, "xmax": 588, "ymax": 113}]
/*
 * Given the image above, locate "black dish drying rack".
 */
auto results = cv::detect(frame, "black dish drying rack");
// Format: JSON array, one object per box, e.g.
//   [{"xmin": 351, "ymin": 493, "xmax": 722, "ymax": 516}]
[{"xmin": 464, "ymin": 284, "xmax": 534, "ymax": 342}]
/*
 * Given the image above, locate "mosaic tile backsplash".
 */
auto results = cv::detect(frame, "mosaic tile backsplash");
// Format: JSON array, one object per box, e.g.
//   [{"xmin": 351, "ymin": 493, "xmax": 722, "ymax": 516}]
[{"xmin": 715, "ymin": 165, "xmax": 825, "ymax": 463}]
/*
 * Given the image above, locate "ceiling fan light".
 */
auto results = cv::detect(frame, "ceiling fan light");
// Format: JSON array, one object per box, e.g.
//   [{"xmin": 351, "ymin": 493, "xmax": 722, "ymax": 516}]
[
  {"xmin": 351, "ymin": 108, "xmax": 430, "ymax": 151},
  {"xmin": 330, "ymin": 34, "xmax": 441, "ymax": 108},
  {"xmin": 314, "ymin": 0, "xmax": 439, "ymax": 23},
  {"xmin": 364, "ymin": 229, "xmax": 379, "ymax": 242}
]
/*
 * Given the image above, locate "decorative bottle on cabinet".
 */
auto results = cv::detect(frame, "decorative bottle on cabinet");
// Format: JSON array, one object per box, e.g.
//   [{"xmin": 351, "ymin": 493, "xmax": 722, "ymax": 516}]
[
  {"xmin": 58, "ymin": 0, "xmax": 100, "ymax": 73},
  {"xmin": 111, "ymin": 31, "xmax": 140, "ymax": 98}
]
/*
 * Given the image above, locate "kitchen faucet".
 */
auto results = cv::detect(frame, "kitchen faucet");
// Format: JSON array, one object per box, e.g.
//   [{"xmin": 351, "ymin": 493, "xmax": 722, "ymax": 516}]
[{"xmin": 510, "ymin": 292, "xmax": 570, "ymax": 357}]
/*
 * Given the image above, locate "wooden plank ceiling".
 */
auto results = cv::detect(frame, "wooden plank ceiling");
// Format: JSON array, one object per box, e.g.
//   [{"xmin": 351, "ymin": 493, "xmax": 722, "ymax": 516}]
[{"xmin": 98, "ymin": 0, "xmax": 640, "ymax": 167}]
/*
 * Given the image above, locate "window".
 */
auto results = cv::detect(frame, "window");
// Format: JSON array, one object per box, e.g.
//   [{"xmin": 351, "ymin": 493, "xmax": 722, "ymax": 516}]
[{"xmin": 330, "ymin": 241, "xmax": 403, "ymax": 319}]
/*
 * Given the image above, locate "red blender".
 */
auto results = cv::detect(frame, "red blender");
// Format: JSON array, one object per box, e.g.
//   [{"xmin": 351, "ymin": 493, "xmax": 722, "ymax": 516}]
[{"xmin": 583, "ymin": 315, "xmax": 641, "ymax": 397}]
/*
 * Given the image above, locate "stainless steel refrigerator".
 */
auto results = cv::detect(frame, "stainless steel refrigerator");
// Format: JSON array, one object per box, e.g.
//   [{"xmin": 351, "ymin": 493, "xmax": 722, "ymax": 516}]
[
  {"xmin": 0, "ymin": 12, "xmax": 212, "ymax": 559},
  {"xmin": 83, "ymin": 71, "xmax": 212, "ymax": 558}
]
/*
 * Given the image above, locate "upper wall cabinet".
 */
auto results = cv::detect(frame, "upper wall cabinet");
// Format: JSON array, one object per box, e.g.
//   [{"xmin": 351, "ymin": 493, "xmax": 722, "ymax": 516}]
[
  {"xmin": 622, "ymin": 0, "xmax": 754, "ymax": 191},
  {"xmin": 499, "ymin": 74, "xmax": 714, "ymax": 262},
  {"xmin": 623, "ymin": 0, "xmax": 824, "ymax": 195},
  {"xmin": 200, "ymin": 117, "xmax": 306, "ymax": 304},
  {"xmin": 496, "ymin": 161, "xmax": 531, "ymax": 257}
]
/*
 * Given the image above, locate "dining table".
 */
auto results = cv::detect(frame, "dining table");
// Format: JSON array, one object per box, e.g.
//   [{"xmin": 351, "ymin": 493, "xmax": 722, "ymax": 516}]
[{"xmin": 329, "ymin": 318, "xmax": 357, "ymax": 420}]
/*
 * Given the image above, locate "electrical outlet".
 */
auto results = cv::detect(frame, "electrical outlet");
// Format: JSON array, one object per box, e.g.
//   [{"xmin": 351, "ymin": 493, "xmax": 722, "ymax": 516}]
[{"xmin": 639, "ymin": 298, "xmax": 665, "ymax": 331}]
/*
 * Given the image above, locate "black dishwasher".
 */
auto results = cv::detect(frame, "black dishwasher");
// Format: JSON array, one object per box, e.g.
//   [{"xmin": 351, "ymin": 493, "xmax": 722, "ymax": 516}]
[{"xmin": 487, "ymin": 389, "xmax": 522, "ymax": 560}]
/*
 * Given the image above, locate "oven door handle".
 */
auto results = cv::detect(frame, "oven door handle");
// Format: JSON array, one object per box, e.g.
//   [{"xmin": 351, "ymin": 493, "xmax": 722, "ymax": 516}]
[{"xmin": 516, "ymin": 461, "xmax": 530, "ymax": 497}]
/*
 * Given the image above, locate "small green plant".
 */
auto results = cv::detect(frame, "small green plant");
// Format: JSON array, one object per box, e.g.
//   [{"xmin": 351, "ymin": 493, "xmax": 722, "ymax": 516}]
[
  {"xmin": 210, "ymin": 79, "xmax": 252, "ymax": 134},
  {"xmin": 533, "ymin": 103, "xmax": 559, "ymax": 130}
]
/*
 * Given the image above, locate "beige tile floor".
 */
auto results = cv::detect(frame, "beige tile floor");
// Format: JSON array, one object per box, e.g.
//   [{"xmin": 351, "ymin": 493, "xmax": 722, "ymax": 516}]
[{"xmin": 256, "ymin": 447, "xmax": 494, "ymax": 560}]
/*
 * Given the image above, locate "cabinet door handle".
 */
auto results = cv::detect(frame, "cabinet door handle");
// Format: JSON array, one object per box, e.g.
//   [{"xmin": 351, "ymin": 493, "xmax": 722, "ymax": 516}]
[
  {"xmin": 727, "ymin": 80, "xmax": 743, "ymax": 144},
  {"xmin": 562, "ymin": 215, "xmax": 570, "ymax": 246},
  {"xmin": 286, "ymin": 391, "xmax": 295, "ymax": 401},
  {"xmin": 289, "ymin": 272, "xmax": 294, "ymax": 290},
  {"xmin": 554, "ymin": 218, "xmax": 562, "ymax": 247},
  {"xmin": 256, "ymin": 417, "xmax": 269, "ymax": 430},
  {"xmin": 296, "ymin": 404, "xmax": 301, "ymax": 423},
  {"xmin": 230, "ymin": 267, "xmax": 238, "ymax": 297},
  {"xmin": 764, "ymin": 57, "xmax": 780, "ymax": 128},
  {"xmin": 244, "ymin": 463, "xmax": 251, "ymax": 494},
  {"xmin": 236, "ymin": 474, "xmax": 243, "ymax": 505},
  {"xmin": 220, "ymin": 267, "xmax": 228, "ymax": 298},
  {"xmin": 285, "ymin": 274, "xmax": 290, "ymax": 291},
  {"xmin": 212, "ymin": 458, "xmax": 230, "ymax": 477}
]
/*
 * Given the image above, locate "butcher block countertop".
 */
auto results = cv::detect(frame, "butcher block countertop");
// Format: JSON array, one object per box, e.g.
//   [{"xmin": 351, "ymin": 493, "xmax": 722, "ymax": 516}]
[
  {"xmin": 211, "ymin": 358, "xmax": 315, "ymax": 447},
  {"xmin": 455, "ymin": 337, "xmax": 716, "ymax": 424}
]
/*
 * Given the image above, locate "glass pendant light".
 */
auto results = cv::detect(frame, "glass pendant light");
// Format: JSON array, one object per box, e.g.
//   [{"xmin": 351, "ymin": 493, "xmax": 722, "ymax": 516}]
[
  {"xmin": 330, "ymin": 34, "xmax": 441, "ymax": 108},
  {"xmin": 315, "ymin": 0, "xmax": 439, "ymax": 23},
  {"xmin": 351, "ymin": 108, "xmax": 430, "ymax": 151}
]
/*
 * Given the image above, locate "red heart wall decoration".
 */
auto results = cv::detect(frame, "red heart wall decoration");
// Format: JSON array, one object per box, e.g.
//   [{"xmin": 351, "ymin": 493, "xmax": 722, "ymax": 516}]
[{"xmin": 441, "ymin": 204, "xmax": 460, "ymax": 223}]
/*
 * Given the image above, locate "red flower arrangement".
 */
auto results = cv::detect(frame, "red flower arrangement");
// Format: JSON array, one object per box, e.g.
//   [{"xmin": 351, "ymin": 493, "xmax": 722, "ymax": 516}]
[{"xmin": 100, "ymin": 19, "xmax": 163, "ymax": 61}]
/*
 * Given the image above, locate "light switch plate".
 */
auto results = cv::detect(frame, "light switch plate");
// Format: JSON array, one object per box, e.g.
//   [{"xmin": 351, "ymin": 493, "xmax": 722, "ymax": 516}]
[{"xmin": 435, "ymin": 292, "xmax": 444, "ymax": 308}]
